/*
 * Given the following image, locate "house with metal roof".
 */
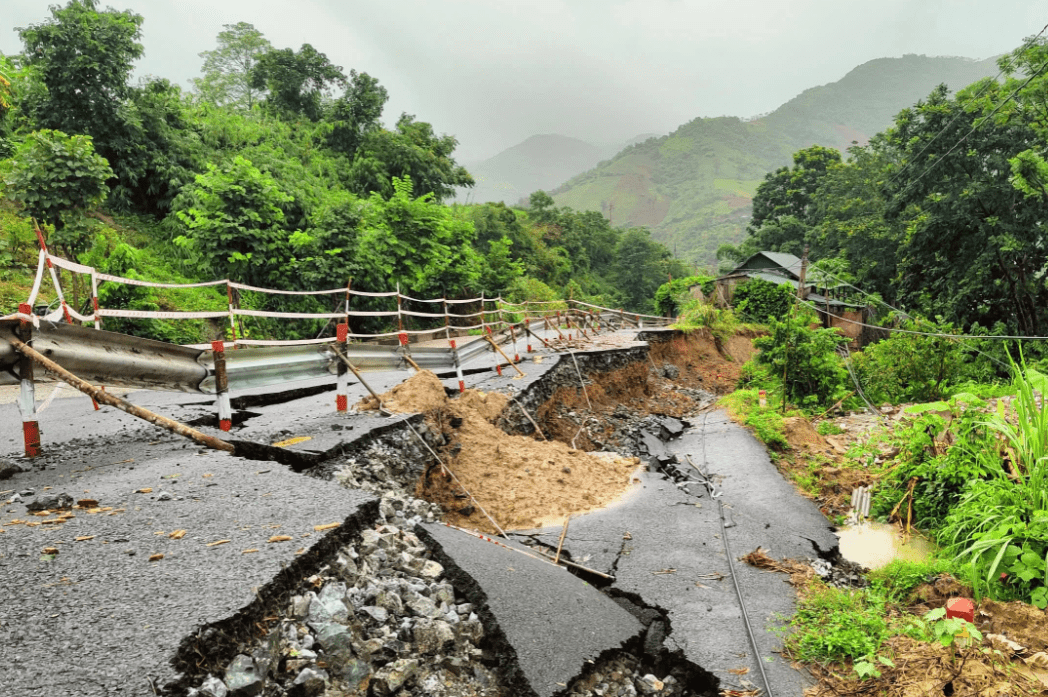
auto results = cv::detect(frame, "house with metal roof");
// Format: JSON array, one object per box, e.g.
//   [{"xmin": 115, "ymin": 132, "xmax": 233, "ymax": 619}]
[{"xmin": 702, "ymin": 251, "xmax": 874, "ymax": 346}]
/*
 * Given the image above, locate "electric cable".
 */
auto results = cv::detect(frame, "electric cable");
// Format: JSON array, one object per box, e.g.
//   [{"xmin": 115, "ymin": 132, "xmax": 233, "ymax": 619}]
[
  {"xmin": 690, "ymin": 414, "xmax": 774, "ymax": 697},
  {"xmin": 884, "ymin": 21, "xmax": 1048, "ymax": 190}
]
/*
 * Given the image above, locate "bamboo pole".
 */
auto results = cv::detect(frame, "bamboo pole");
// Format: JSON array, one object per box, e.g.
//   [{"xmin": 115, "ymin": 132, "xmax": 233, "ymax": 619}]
[
  {"xmin": 4, "ymin": 334, "xmax": 235, "ymax": 454},
  {"xmin": 554, "ymin": 515, "xmax": 571, "ymax": 564},
  {"xmin": 330, "ymin": 345, "xmax": 393, "ymax": 416},
  {"xmin": 484, "ymin": 335, "xmax": 526, "ymax": 377}
]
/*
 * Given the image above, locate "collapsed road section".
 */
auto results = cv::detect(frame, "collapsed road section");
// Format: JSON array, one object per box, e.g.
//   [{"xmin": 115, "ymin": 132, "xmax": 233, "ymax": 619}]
[{"xmin": 0, "ymin": 326, "xmax": 845, "ymax": 696}]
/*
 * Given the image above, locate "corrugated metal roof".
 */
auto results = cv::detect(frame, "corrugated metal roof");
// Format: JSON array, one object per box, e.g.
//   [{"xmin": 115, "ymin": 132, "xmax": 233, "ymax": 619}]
[{"xmin": 733, "ymin": 251, "xmax": 804, "ymax": 278}]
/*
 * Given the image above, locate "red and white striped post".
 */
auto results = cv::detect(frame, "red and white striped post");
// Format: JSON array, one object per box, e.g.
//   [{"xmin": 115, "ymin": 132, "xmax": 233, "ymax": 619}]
[
  {"xmin": 336, "ymin": 323, "xmax": 349, "ymax": 411},
  {"xmin": 486, "ymin": 326, "xmax": 502, "ymax": 376},
  {"xmin": 509, "ymin": 323, "xmax": 520, "ymax": 363},
  {"xmin": 449, "ymin": 338, "xmax": 466, "ymax": 393},
  {"xmin": 90, "ymin": 272, "xmax": 103, "ymax": 331},
  {"xmin": 212, "ymin": 340, "xmax": 232, "ymax": 431},
  {"xmin": 17, "ymin": 303, "xmax": 40, "ymax": 457},
  {"xmin": 525, "ymin": 318, "xmax": 532, "ymax": 353}
]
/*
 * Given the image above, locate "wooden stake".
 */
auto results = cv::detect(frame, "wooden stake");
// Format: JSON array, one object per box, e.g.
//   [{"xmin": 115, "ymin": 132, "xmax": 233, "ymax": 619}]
[
  {"xmin": 4, "ymin": 334, "xmax": 235, "ymax": 453},
  {"xmin": 554, "ymin": 515, "xmax": 571, "ymax": 564},
  {"xmin": 484, "ymin": 335, "xmax": 526, "ymax": 377},
  {"xmin": 331, "ymin": 345, "xmax": 393, "ymax": 416}
]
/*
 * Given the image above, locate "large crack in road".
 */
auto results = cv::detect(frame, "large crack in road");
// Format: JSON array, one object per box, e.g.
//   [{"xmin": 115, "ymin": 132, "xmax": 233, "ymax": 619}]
[{"xmin": 0, "ymin": 328, "xmax": 845, "ymax": 696}]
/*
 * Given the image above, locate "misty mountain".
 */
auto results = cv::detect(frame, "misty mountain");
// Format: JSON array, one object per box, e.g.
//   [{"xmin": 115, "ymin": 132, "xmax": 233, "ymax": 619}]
[
  {"xmin": 459, "ymin": 133, "xmax": 659, "ymax": 206},
  {"xmin": 548, "ymin": 54, "xmax": 1001, "ymax": 268}
]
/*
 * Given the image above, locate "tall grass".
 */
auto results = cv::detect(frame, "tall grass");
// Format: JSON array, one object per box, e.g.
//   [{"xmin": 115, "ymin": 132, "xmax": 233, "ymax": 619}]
[{"xmin": 938, "ymin": 360, "xmax": 1048, "ymax": 607}]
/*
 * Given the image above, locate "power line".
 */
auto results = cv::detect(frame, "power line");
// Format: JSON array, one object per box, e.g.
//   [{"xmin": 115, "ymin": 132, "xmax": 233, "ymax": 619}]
[
  {"xmin": 884, "ymin": 22, "xmax": 1048, "ymax": 190},
  {"xmin": 893, "ymin": 53, "xmax": 1048, "ymax": 201}
]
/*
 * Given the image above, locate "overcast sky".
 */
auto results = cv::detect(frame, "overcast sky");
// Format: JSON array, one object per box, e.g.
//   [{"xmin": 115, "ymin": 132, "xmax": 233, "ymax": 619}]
[{"xmin": 3, "ymin": 1, "xmax": 1044, "ymax": 161}]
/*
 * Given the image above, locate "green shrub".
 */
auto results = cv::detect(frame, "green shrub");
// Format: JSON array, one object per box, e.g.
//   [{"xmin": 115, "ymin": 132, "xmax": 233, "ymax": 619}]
[
  {"xmin": 849, "ymin": 317, "xmax": 966, "ymax": 404},
  {"xmin": 938, "ymin": 364, "xmax": 1048, "ymax": 608},
  {"xmin": 721, "ymin": 389, "xmax": 788, "ymax": 449},
  {"xmin": 816, "ymin": 421, "xmax": 844, "ymax": 436},
  {"xmin": 753, "ymin": 310, "xmax": 850, "ymax": 409},
  {"xmin": 787, "ymin": 585, "xmax": 888, "ymax": 662},
  {"xmin": 733, "ymin": 277, "xmax": 794, "ymax": 324},
  {"xmin": 673, "ymin": 299, "xmax": 738, "ymax": 343},
  {"xmin": 653, "ymin": 274, "xmax": 713, "ymax": 316}
]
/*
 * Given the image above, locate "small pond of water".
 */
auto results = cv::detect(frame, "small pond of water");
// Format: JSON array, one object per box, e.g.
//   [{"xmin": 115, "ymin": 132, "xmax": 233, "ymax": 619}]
[{"xmin": 836, "ymin": 521, "xmax": 935, "ymax": 570}]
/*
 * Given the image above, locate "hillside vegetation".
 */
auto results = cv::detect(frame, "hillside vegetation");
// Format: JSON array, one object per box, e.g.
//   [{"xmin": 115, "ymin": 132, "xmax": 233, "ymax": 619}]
[
  {"xmin": 0, "ymin": 2, "xmax": 689, "ymax": 344},
  {"xmin": 550, "ymin": 55, "xmax": 999, "ymax": 267}
]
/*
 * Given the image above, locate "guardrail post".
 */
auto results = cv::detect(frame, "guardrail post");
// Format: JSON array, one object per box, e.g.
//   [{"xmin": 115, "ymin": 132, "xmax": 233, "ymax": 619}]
[
  {"xmin": 637, "ymin": 314, "xmax": 643, "ymax": 329},
  {"xmin": 336, "ymin": 323, "xmax": 349, "ymax": 411},
  {"xmin": 226, "ymin": 281, "xmax": 239, "ymax": 345},
  {"xmin": 449, "ymin": 338, "xmax": 465, "ymax": 392},
  {"xmin": 17, "ymin": 303, "xmax": 40, "ymax": 457},
  {"xmin": 525, "ymin": 318, "xmax": 532, "ymax": 353},
  {"xmin": 486, "ymin": 326, "xmax": 502, "ymax": 376},
  {"xmin": 509, "ymin": 323, "xmax": 520, "ymax": 362},
  {"xmin": 212, "ymin": 340, "xmax": 232, "ymax": 431}
]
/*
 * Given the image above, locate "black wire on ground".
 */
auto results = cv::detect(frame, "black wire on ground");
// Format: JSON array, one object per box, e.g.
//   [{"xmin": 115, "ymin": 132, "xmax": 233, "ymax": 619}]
[{"xmin": 689, "ymin": 413, "xmax": 774, "ymax": 697}]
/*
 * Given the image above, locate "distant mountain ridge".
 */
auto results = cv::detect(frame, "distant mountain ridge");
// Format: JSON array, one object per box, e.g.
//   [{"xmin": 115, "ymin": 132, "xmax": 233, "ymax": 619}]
[
  {"xmin": 459, "ymin": 133, "xmax": 659, "ymax": 206},
  {"xmin": 547, "ymin": 54, "xmax": 1001, "ymax": 268}
]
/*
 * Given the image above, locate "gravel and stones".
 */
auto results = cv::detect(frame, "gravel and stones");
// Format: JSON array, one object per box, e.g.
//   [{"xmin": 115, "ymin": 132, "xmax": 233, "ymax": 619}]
[{"xmin": 190, "ymin": 523, "xmax": 500, "ymax": 697}]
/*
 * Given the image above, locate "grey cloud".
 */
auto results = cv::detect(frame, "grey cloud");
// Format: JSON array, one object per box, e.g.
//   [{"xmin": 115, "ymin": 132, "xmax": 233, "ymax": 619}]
[{"xmin": 2, "ymin": 0, "xmax": 1044, "ymax": 160}]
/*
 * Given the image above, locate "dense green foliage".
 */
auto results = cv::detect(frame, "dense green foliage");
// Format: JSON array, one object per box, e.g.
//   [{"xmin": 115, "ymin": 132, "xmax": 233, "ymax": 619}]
[
  {"xmin": 723, "ymin": 39, "xmax": 1048, "ymax": 347},
  {"xmin": 0, "ymin": 1, "xmax": 688, "ymax": 341},
  {"xmin": 752, "ymin": 311, "xmax": 850, "ymax": 408},
  {"xmin": 732, "ymin": 278, "xmax": 794, "ymax": 324},
  {"xmin": 653, "ymin": 274, "xmax": 712, "ymax": 316}
]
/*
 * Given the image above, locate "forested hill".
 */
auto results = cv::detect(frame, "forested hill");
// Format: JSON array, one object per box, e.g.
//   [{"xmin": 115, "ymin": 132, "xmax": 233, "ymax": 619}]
[
  {"xmin": 462, "ymin": 134, "xmax": 605, "ymax": 206},
  {"xmin": 549, "ymin": 54, "xmax": 1000, "ymax": 268},
  {"xmin": 461, "ymin": 132, "xmax": 659, "ymax": 206}
]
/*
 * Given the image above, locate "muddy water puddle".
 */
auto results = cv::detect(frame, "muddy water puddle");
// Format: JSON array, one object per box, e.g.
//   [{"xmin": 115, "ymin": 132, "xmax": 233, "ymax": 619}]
[{"xmin": 836, "ymin": 521, "xmax": 935, "ymax": 569}]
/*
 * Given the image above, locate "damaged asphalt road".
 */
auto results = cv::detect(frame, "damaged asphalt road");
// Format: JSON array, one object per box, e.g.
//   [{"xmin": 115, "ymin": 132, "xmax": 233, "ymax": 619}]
[
  {"xmin": 0, "ymin": 327, "xmax": 845, "ymax": 696},
  {"xmin": 536, "ymin": 410, "xmax": 839, "ymax": 695}
]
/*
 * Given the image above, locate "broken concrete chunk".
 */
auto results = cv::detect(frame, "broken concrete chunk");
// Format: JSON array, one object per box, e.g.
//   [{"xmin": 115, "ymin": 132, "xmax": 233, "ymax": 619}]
[
  {"xmin": 26, "ymin": 492, "xmax": 73, "ymax": 511},
  {"xmin": 413, "ymin": 618, "xmax": 455, "ymax": 655},
  {"xmin": 659, "ymin": 416, "xmax": 685, "ymax": 440},
  {"xmin": 419, "ymin": 559, "xmax": 444, "ymax": 579},
  {"xmin": 224, "ymin": 655, "xmax": 263, "ymax": 697},
  {"xmin": 636, "ymin": 673, "xmax": 664, "ymax": 694},
  {"xmin": 372, "ymin": 658, "xmax": 419, "ymax": 695},
  {"xmin": 312, "ymin": 621, "xmax": 356, "ymax": 659},
  {"xmin": 191, "ymin": 675, "xmax": 229, "ymax": 697},
  {"xmin": 341, "ymin": 658, "xmax": 372, "ymax": 691},
  {"xmin": 308, "ymin": 583, "xmax": 348, "ymax": 623},
  {"xmin": 287, "ymin": 667, "xmax": 328, "ymax": 697}
]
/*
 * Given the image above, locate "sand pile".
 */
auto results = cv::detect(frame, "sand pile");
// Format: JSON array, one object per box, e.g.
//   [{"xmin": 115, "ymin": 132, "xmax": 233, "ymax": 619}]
[
  {"xmin": 355, "ymin": 370, "xmax": 449, "ymax": 413},
  {"xmin": 357, "ymin": 370, "xmax": 640, "ymax": 533}
]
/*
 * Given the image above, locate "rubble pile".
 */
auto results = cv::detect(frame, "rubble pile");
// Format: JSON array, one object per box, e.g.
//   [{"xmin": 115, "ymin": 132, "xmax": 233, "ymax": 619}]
[
  {"xmin": 190, "ymin": 523, "xmax": 500, "ymax": 697},
  {"xmin": 565, "ymin": 653, "xmax": 687, "ymax": 697}
]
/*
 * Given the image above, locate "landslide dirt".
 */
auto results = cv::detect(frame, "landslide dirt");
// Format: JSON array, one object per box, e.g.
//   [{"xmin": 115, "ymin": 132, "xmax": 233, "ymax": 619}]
[
  {"xmin": 358, "ymin": 370, "xmax": 639, "ymax": 533},
  {"xmin": 649, "ymin": 329, "xmax": 753, "ymax": 394}
]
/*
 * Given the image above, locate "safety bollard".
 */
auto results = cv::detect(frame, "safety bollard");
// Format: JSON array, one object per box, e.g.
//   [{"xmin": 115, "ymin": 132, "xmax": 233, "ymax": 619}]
[
  {"xmin": 212, "ymin": 340, "xmax": 232, "ymax": 431},
  {"xmin": 336, "ymin": 323, "xmax": 349, "ymax": 411},
  {"xmin": 17, "ymin": 303, "xmax": 40, "ymax": 457}
]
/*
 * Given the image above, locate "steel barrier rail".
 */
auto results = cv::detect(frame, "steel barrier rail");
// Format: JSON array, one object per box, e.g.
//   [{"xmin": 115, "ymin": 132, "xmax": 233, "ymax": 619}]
[{"xmin": 0, "ymin": 321, "xmax": 209, "ymax": 392}]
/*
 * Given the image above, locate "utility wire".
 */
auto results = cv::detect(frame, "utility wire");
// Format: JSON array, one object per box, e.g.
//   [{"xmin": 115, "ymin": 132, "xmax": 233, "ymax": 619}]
[
  {"xmin": 893, "ymin": 54, "xmax": 1048, "ymax": 201},
  {"xmin": 884, "ymin": 21, "xmax": 1048, "ymax": 190}
]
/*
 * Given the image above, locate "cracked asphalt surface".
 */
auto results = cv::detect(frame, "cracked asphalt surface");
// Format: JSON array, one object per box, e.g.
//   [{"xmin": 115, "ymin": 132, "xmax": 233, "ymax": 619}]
[
  {"xmin": 418, "ymin": 523, "xmax": 644, "ymax": 697},
  {"xmin": 0, "ymin": 434, "xmax": 375, "ymax": 696},
  {"xmin": 539, "ymin": 411, "xmax": 838, "ymax": 695},
  {"xmin": 0, "ymin": 327, "xmax": 842, "ymax": 696}
]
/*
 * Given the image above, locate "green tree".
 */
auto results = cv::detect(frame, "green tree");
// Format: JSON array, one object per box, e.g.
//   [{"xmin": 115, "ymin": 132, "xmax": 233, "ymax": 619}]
[
  {"xmin": 880, "ymin": 84, "xmax": 1048, "ymax": 335},
  {"xmin": 193, "ymin": 22, "xmax": 272, "ymax": 110},
  {"xmin": 324, "ymin": 71, "xmax": 388, "ymax": 158},
  {"xmin": 750, "ymin": 145, "xmax": 842, "ymax": 233},
  {"xmin": 250, "ymin": 44, "xmax": 346, "ymax": 121},
  {"xmin": 173, "ymin": 155, "xmax": 292, "ymax": 285},
  {"xmin": 347, "ymin": 114, "xmax": 474, "ymax": 202},
  {"xmin": 17, "ymin": 0, "xmax": 143, "ymax": 149},
  {"xmin": 354, "ymin": 176, "xmax": 480, "ymax": 296},
  {"xmin": 0, "ymin": 129, "xmax": 113, "ymax": 256}
]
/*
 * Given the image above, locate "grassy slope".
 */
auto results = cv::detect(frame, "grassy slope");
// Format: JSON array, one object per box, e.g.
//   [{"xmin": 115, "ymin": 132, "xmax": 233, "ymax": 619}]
[{"xmin": 551, "ymin": 55, "xmax": 1001, "ymax": 269}]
